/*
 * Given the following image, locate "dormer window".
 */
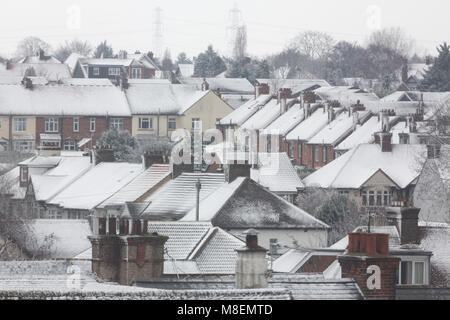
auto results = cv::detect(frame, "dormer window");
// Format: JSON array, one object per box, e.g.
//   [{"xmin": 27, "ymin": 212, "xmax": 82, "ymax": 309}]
[{"xmin": 398, "ymin": 260, "xmax": 426, "ymax": 285}]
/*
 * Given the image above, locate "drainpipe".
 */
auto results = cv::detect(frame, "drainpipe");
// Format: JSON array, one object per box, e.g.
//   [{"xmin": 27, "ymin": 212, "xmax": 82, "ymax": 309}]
[
  {"xmin": 195, "ymin": 178, "xmax": 201, "ymax": 221},
  {"xmin": 8, "ymin": 113, "xmax": 12, "ymax": 151}
]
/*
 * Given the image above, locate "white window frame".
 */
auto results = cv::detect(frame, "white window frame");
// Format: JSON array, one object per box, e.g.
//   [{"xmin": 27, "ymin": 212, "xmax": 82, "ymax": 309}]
[
  {"xmin": 110, "ymin": 118, "xmax": 124, "ymax": 130},
  {"xmin": 168, "ymin": 118, "xmax": 176, "ymax": 130},
  {"xmin": 14, "ymin": 118, "xmax": 27, "ymax": 132},
  {"xmin": 138, "ymin": 117, "xmax": 153, "ymax": 130},
  {"xmin": 93, "ymin": 67, "xmax": 100, "ymax": 76},
  {"xmin": 314, "ymin": 146, "xmax": 319, "ymax": 163},
  {"xmin": 192, "ymin": 118, "xmax": 201, "ymax": 130},
  {"xmin": 64, "ymin": 140, "xmax": 76, "ymax": 151},
  {"xmin": 90, "ymin": 118, "xmax": 96, "ymax": 132},
  {"xmin": 14, "ymin": 141, "xmax": 33, "ymax": 153},
  {"xmin": 73, "ymin": 117, "xmax": 79, "ymax": 132},
  {"xmin": 108, "ymin": 67, "xmax": 121, "ymax": 76},
  {"xmin": 45, "ymin": 117, "xmax": 58, "ymax": 133},
  {"xmin": 131, "ymin": 68, "xmax": 142, "ymax": 79},
  {"xmin": 322, "ymin": 146, "xmax": 327, "ymax": 162},
  {"xmin": 398, "ymin": 259, "xmax": 427, "ymax": 285}
]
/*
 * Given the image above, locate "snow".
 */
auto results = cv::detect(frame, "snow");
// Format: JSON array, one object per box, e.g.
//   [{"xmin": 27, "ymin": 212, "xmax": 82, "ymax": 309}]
[
  {"xmin": 304, "ymin": 144, "xmax": 427, "ymax": 189},
  {"xmin": 250, "ymin": 153, "xmax": 304, "ymax": 193},
  {"xmin": 240, "ymin": 98, "xmax": 295, "ymax": 131},
  {"xmin": 218, "ymin": 94, "xmax": 272, "ymax": 126},
  {"xmin": 314, "ymin": 86, "xmax": 379, "ymax": 107},
  {"xmin": 272, "ymin": 249, "xmax": 310, "ymax": 273},
  {"xmin": 178, "ymin": 63, "xmax": 194, "ymax": 78},
  {"xmin": 256, "ymin": 79, "xmax": 330, "ymax": 94},
  {"xmin": 0, "ymin": 62, "xmax": 71, "ymax": 82},
  {"xmin": 308, "ymin": 110, "xmax": 370, "ymax": 145},
  {"xmin": 48, "ymin": 162, "xmax": 143, "ymax": 210},
  {"xmin": 180, "ymin": 77, "xmax": 254, "ymax": 93},
  {"xmin": 27, "ymin": 219, "xmax": 92, "ymax": 259},
  {"xmin": 64, "ymin": 53, "xmax": 84, "ymax": 74},
  {"xmin": 125, "ymin": 83, "xmax": 209, "ymax": 115},
  {"xmin": 261, "ymin": 103, "xmax": 305, "ymax": 136},
  {"xmin": 0, "ymin": 82, "xmax": 131, "ymax": 116},
  {"xmin": 285, "ymin": 106, "xmax": 332, "ymax": 141}
]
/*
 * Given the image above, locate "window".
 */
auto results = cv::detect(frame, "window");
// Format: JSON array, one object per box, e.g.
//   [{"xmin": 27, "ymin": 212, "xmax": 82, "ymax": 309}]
[
  {"xmin": 110, "ymin": 118, "xmax": 124, "ymax": 130},
  {"xmin": 361, "ymin": 191, "xmax": 367, "ymax": 206},
  {"xmin": 47, "ymin": 209, "xmax": 57, "ymax": 219},
  {"xmin": 322, "ymin": 146, "xmax": 327, "ymax": 163},
  {"xmin": 108, "ymin": 67, "xmax": 121, "ymax": 76},
  {"xmin": 93, "ymin": 67, "xmax": 100, "ymax": 76},
  {"xmin": 64, "ymin": 140, "xmax": 76, "ymax": 151},
  {"xmin": 131, "ymin": 68, "xmax": 141, "ymax": 79},
  {"xmin": 20, "ymin": 166, "xmax": 28, "ymax": 183},
  {"xmin": 14, "ymin": 118, "xmax": 27, "ymax": 132},
  {"xmin": 376, "ymin": 191, "xmax": 382, "ymax": 206},
  {"xmin": 73, "ymin": 118, "xmax": 79, "ymax": 132},
  {"xmin": 399, "ymin": 261, "xmax": 425, "ymax": 285},
  {"xmin": 192, "ymin": 118, "xmax": 201, "ymax": 130},
  {"xmin": 90, "ymin": 118, "xmax": 96, "ymax": 132},
  {"xmin": 69, "ymin": 210, "xmax": 85, "ymax": 220},
  {"xmin": 45, "ymin": 118, "xmax": 58, "ymax": 132},
  {"xmin": 266, "ymin": 136, "xmax": 272, "ymax": 152},
  {"xmin": 14, "ymin": 141, "xmax": 33, "ymax": 153},
  {"xmin": 289, "ymin": 143, "xmax": 295, "ymax": 158},
  {"xmin": 369, "ymin": 191, "xmax": 375, "ymax": 206},
  {"xmin": 139, "ymin": 117, "xmax": 153, "ymax": 130},
  {"xmin": 168, "ymin": 118, "xmax": 176, "ymax": 130},
  {"xmin": 314, "ymin": 146, "xmax": 319, "ymax": 163},
  {"xmin": 383, "ymin": 191, "xmax": 390, "ymax": 206},
  {"xmin": 339, "ymin": 190, "xmax": 349, "ymax": 197}
]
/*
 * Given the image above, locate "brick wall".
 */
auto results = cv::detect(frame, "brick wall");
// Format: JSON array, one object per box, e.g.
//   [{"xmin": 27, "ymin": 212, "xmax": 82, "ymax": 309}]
[{"xmin": 303, "ymin": 144, "xmax": 335, "ymax": 169}]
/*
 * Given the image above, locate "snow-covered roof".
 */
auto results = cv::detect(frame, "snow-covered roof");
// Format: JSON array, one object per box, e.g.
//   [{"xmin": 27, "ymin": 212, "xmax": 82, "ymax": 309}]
[
  {"xmin": 308, "ymin": 110, "xmax": 371, "ymax": 145},
  {"xmin": 48, "ymin": 162, "xmax": 143, "ymax": 210},
  {"xmin": 335, "ymin": 116, "xmax": 398, "ymax": 151},
  {"xmin": 178, "ymin": 63, "xmax": 194, "ymax": 78},
  {"xmin": 148, "ymin": 222, "xmax": 244, "ymax": 275},
  {"xmin": 220, "ymin": 93, "xmax": 254, "ymax": 109},
  {"xmin": 261, "ymin": 103, "xmax": 304, "ymax": 136},
  {"xmin": 304, "ymin": 144, "xmax": 427, "ymax": 189},
  {"xmin": 0, "ymin": 82, "xmax": 131, "ymax": 116},
  {"xmin": 125, "ymin": 83, "xmax": 210, "ymax": 115},
  {"xmin": 179, "ymin": 78, "xmax": 254, "ymax": 93},
  {"xmin": 272, "ymin": 249, "xmax": 310, "ymax": 273},
  {"xmin": 27, "ymin": 219, "xmax": 92, "ymax": 259},
  {"xmin": 218, "ymin": 94, "xmax": 271, "ymax": 126},
  {"xmin": 314, "ymin": 86, "xmax": 379, "ymax": 107},
  {"xmin": 0, "ymin": 62, "xmax": 72, "ymax": 82},
  {"xmin": 182, "ymin": 178, "xmax": 329, "ymax": 230},
  {"xmin": 408, "ymin": 63, "xmax": 429, "ymax": 81},
  {"xmin": 250, "ymin": 153, "xmax": 304, "ymax": 193},
  {"xmin": 256, "ymin": 79, "xmax": 331, "ymax": 94},
  {"xmin": 285, "ymin": 106, "xmax": 332, "ymax": 141},
  {"xmin": 64, "ymin": 53, "xmax": 84, "ymax": 75},
  {"xmin": 82, "ymin": 58, "xmax": 134, "ymax": 67},
  {"xmin": 99, "ymin": 164, "xmax": 171, "ymax": 208},
  {"xmin": 240, "ymin": 98, "xmax": 295, "ymax": 131},
  {"xmin": 141, "ymin": 173, "xmax": 226, "ymax": 220}
]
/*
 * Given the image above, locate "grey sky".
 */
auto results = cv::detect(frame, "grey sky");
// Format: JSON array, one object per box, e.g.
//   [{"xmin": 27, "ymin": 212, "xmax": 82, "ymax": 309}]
[{"xmin": 0, "ymin": 0, "xmax": 448, "ymax": 59}]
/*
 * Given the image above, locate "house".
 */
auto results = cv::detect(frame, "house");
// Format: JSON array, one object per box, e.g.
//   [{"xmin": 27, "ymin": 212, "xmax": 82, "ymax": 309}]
[
  {"xmin": 179, "ymin": 78, "xmax": 255, "ymax": 109},
  {"xmin": 180, "ymin": 174, "xmax": 329, "ymax": 251},
  {"xmin": 305, "ymin": 108, "xmax": 372, "ymax": 168},
  {"xmin": 0, "ymin": 78, "xmax": 132, "ymax": 153},
  {"xmin": 70, "ymin": 52, "xmax": 159, "ymax": 79},
  {"xmin": 124, "ymin": 81, "xmax": 234, "ymax": 138},
  {"xmin": 304, "ymin": 130, "xmax": 427, "ymax": 213}
]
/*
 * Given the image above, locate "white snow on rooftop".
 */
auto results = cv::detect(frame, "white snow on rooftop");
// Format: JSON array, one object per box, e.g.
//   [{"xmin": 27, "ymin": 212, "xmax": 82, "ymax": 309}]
[
  {"xmin": 304, "ymin": 144, "xmax": 426, "ymax": 189},
  {"xmin": 48, "ymin": 162, "xmax": 143, "ymax": 210},
  {"xmin": 180, "ymin": 77, "xmax": 254, "ymax": 93},
  {"xmin": 272, "ymin": 249, "xmax": 310, "ymax": 273},
  {"xmin": 285, "ymin": 106, "xmax": 332, "ymax": 141},
  {"xmin": 308, "ymin": 110, "xmax": 370, "ymax": 145},
  {"xmin": 261, "ymin": 103, "xmax": 304, "ymax": 136},
  {"xmin": 219, "ymin": 94, "xmax": 271, "ymax": 126},
  {"xmin": 240, "ymin": 98, "xmax": 294, "ymax": 131}
]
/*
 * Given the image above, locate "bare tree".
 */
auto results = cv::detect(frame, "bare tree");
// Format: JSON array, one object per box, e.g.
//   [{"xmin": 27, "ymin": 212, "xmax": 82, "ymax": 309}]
[
  {"xmin": 367, "ymin": 27, "xmax": 415, "ymax": 58},
  {"xmin": 16, "ymin": 36, "xmax": 51, "ymax": 58},
  {"xmin": 288, "ymin": 31, "xmax": 335, "ymax": 60},
  {"xmin": 54, "ymin": 39, "xmax": 93, "ymax": 62}
]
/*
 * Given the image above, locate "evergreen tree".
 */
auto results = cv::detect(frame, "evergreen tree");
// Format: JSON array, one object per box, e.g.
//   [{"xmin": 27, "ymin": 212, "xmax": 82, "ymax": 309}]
[
  {"xmin": 94, "ymin": 40, "xmax": 114, "ymax": 58},
  {"xmin": 175, "ymin": 52, "xmax": 191, "ymax": 65},
  {"xmin": 161, "ymin": 49, "xmax": 174, "ymax": 71},
  {"xmin": 97, "ymin": 128, "xmax": 139, "ymax": 162},
  {"xmin": 193, "ymin": 45, "xmax": 227, "ymax": 77},
  {"xmin": 420, "ymin": 43, "xmax": 450, "ymax": 92}
]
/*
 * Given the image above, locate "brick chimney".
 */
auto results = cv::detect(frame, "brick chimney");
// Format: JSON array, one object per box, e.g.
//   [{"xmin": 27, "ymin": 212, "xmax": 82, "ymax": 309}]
[
  {"xmin": 201, "ymin": 78, "xmax": 209, "ymax": 91},
  {"xmin": 386, "ymin": 207, "xmax": 420, "ymax": 245},
  {"xmin": 93, "ymin": 145, "xmax": 115, "ymax": 165},
  {"xmin": 224, "ymin": 160, "xmax": 251, "ymax": 183},
  {"xmin": 255, "ymin": 82, "xmax": 269, "ymax": 98},
  {"xmin": 374, "ymin": 113, "xmax": 392, "ymax": 152},
  {"xmin": 277, "ymin": 88, "xmax": 292, "ymax": 105},
  {"xmin": 88, "ymin": 227, "xmax": 168, "ymax": 285},
  {"xmin": 338, "ymin": 232, "xmax": 400, "ymax": 300},
  {"xmin": 327, "ymin": 106, "xmax": 335, "ymax": 124},
  {"xmin": 235, "ymin": 229, "xmax": 268, "ymax": 289},
  {"xmin": 303, "ymin": 91, "xmax": 317, "ymax": 104},
  {"xmin": 21, "ymin": 77, "xmax": 33, "ymax": 90}
]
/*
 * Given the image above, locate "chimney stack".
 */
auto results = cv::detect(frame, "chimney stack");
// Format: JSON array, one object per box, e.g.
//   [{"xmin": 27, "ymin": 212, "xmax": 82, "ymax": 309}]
[
  {"xmin": 386, "ymin": 207, "xmax": 420, "ymax": 245},
  {"xmin": 201, "ymin": 78, "xmax": 209, "ymax": 91},
  {"xmin": 338, "ymin": 232, "xmax": 400, "ymax": 300},
  {"xmin": 21, "ymin": 77, "xmax": 33, "ymax": 90},
  {"xmin": 255, "ymin": 82, "xmax": 269, "ymax": 98},
  {"xmin": 327, "ymin": 106, "xmax": 335, "ymax": 124},
  {"xmin": 224, "ymin": 160, "xmax": 251, "ymax": 183},
  {"xmin": 235, "ymin": 229, "xmax": 268, "ymax": 289}
]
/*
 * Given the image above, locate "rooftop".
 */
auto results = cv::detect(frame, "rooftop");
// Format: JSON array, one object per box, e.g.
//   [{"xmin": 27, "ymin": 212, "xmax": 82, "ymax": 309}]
[
  {"xmin": 218, "ymin": 94, "xmax": 272, "ymax": 126},
  {"xmin": 285, "ymin": 105, "xmax": 332, "ymax": 141}
]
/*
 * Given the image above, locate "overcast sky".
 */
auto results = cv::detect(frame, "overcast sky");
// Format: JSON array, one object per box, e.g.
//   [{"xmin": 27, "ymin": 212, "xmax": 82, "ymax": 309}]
[{"xmin": 0, "ymin": 0, "xmax": 449, "ymax": 59}]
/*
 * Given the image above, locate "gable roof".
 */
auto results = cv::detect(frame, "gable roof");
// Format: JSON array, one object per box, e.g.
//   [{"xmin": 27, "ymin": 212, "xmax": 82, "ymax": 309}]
[
  {"xmin": 240, "ymin": 98, "xmax": 295, "ymax": 131},
  {"xmin": 179, "ymin": 78, "xmax": 254, "ymax": 94},
  {"xmin": 304, "ymin": 144, "xmax": 427, "ymax": 189},
  {"xmin": 285, "ymin": 105, "xmax": 333, "ymax": 141},
  {"xmin": 98, "ymin": 164, "xmax": 171, "ymax": 208},
  {"xmin": 125, "ymin": 83, "xmax": 210, "ymax": 115},
  {"xmin": 0, "ymin": 80, "xmax": 131, "ymax": 116},
  {"xmin": 256, "ymin": 79, "xmax": 331, "ymax": 95},
  {"xmin": 261, "ymin": 103, "xmax": 304, "ymax": 136},
  {"xmin": 181, "ymin": 178, "xmax": 329, "ymax": 230},
  {"xmin": 218, "ymin": 94, "xmax": 272, "ymax": 126},
  {"xmin": 0, "ymin": 62, "xmax": 71, "ymax": 82},
  {"xmin": 250, "ymin": 153, "xmax": 304, "ymax": 193},
  {"xmin": 141, "ymin": 173, "xmax": 226, "ymax": 220}
]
